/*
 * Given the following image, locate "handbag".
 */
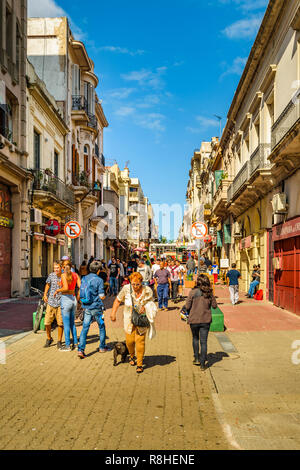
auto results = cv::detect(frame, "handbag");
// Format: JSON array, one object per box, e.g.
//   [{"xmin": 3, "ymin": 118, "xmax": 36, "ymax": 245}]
[{"xmin": 130, "ymin": 286, "xmax": 150, "ymax": 328}]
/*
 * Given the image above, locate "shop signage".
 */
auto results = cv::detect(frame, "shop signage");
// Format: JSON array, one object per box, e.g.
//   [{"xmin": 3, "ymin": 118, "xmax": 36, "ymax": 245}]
[
  {"xmin": 272, "ymin": 216, "xmax": 300, "ymax": 242},
  {"xmin": 0, "ymin": 216, "xmax": 13, "ymax": 228},
  {"xmin": 220, "ymin": 259, "xmax": 229, "ymax": 268},
  {"xmin": 204, "ymin": 235, "xmax": 212, "ymax": 244},
  {"xmin": 44, "ymin": 219, "xmax": 60, "ymax": 236},
  {"xmin": 239, "ymin": 235, "xmax": 252, "ymax": 250}
]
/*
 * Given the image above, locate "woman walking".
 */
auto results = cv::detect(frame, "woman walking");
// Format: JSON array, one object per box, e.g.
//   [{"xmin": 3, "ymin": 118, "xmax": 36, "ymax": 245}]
[
  {"xmin": 54, "ymin": 260, "xmax": 81, "ymax": 351},
  {"xmin": 184, "ymin": 274, "xmax": 217, "ymax": 370},
  {"xmin": 110, "ymin": 272, "xmax": 157, "ymax": 373}
]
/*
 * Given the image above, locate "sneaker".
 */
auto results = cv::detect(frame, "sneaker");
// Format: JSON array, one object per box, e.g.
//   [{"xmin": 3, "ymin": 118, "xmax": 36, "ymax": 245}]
[
  {"xmin": 71, "ymin": 343, "xmax": 78, "ymax": 351},
  {"xmin": 78, "ymin": 351, "xmax": 86, "ymax": 359},
  {"xmin": 193, "ymin": 358, "xmax": 200, "ymax": 366},
  {"xmin": 57, "ymin": 341, "xmax": 62, "ymax": 349},
  {"xmin": 200, "ymin": 364, "xmax": 206, "ymax": 371},
  {"xmin": 44, "ymin": 338, "xmax": 53, "ymax": 348},
  {"xmin": 99, "ymin": 346, "xmax": 112, "ymax": 353},
  {"xmin": 59, "ymin": 346, "xmax": 71, "ymax": 352}
]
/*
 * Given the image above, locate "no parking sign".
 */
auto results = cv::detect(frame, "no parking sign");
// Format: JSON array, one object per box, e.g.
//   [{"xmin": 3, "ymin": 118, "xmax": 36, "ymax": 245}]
[{"xmin": 64, "ymin": 221, "xmax": 82, "ymax": 239}]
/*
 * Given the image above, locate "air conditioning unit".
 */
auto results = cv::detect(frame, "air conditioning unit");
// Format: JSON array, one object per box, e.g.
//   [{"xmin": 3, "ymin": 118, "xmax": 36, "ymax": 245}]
[
  {"xmin": 233, "ymin": 221, "xmax": 242, "ymax": 237},
  {"xmin": 271, "ymin": 193, "xmax": 288, "ymax": 214},
  {"xmin": 30, "ymin": 208, "xmax": 42, "ymax": 225}
]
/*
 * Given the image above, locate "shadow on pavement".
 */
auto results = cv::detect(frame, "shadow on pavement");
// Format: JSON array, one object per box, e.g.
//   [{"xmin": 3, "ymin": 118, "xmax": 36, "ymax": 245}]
[
  {"xmin": 206, "ymin": 351, "xmax": 229, "ymax": 367},
  {"xmin": 143, "ymin": 355, "xmax": 176, "ymax": 369}
]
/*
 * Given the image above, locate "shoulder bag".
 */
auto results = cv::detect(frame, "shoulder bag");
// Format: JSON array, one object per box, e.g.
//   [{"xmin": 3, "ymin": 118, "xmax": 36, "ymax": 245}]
[{"xmin": 130, "ymin": 285, "xmax": 150, "ymax": 328}]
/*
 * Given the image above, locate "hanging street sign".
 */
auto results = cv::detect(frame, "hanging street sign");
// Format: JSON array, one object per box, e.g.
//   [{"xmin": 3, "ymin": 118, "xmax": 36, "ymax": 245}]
[
  {"xmin": 191, "ymin": 221, "xmax": 208, "ymax": 239},
  {"xmin": 64, "ymin": 221, "xmax": 82, "ymax": 239},
  {"xmin": 44, "ymin": 219, "xmax": 60, "ymax": 236}
]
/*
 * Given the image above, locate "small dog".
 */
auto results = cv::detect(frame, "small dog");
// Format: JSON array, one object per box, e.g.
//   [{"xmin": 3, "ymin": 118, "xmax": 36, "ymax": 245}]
[{"xmin": 113, "ymin": 341, "xmax": 129, "ymax": 366}]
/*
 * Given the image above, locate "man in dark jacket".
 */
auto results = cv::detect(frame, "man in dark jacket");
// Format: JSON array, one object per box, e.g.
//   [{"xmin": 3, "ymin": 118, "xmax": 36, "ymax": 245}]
[{"xmin": 78, "ymin": 260, "xmax": 110, "ymax": 358}]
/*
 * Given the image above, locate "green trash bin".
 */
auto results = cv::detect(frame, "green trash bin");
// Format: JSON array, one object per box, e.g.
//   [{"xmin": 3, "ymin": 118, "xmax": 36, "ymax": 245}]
[
  {"xmin": 210, "ymin": 307, "xmax": 224, "ymax": 332},
  {"xmin": 33, "ymin": 310, "xmax": 46, "ymax": 331}
]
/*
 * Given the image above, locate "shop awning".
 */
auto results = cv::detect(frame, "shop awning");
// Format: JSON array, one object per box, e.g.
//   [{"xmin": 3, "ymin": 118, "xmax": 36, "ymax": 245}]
[
  {"xmin": 33, "ymin": 232, "xmax": 45, "ymax": 241},
  {"xmin": 45, "ymin": 235, "xmax": 57, "ymax": 244}
]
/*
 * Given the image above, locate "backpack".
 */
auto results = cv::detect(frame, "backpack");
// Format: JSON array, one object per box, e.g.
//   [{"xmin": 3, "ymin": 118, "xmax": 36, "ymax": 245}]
[
  {"xmin": 254, "ymin": 289, "xmax": 263, "ymax": 301},
  {"xmin": 80, "ymin": 276, "xmax": 93, "ymax": 305}
]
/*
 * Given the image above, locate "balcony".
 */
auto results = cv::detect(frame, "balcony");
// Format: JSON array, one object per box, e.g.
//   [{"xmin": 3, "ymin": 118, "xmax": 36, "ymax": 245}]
[
  {"xmin": 271, "ymin": 99, "xmax": 300, "ymax": 150},
  {"xmin": 129, "ymin": 192, "xmax": 139, "ymax": 202},
  {"xmin": 31, "ymin": 169, "xmax": 74, "ymax": 215},
  {"xmin": 212, "ymin": 178, "xmax": 232, "ymax": 217},
  {"xmin": 103, "ymin": 188, "xmax": 119, "ymax": 208},
  {"xmin": 71, "ymin": 95, "xmax": 89, "ymax": 124},
  {"xmin": 87, "ymin": 113, "xmax": 97, "ymax": 130},
  {"xmin": 227, "ymin": 144, "xmax": 273, "ymax": 216}
]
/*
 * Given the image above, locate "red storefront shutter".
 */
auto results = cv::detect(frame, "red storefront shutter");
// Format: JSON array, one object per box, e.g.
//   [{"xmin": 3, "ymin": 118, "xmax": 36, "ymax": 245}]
[{"xmin": 0, "ymin": 226, "xmax": 11, "ymax": 298}]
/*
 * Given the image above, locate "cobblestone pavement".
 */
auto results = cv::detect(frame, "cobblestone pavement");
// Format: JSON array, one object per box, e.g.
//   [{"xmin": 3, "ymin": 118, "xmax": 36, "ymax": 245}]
[{"xmin": 0, "ymin": 299, "xmax": 231, "ymax": 451}]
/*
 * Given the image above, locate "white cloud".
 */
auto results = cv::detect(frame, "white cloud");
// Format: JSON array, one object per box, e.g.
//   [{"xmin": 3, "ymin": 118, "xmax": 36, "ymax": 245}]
[
  {"xmin": 28, "ymin": 0, "xmax": 66, "ymax": 18},
  {"xmin": 222, "ymin": 15, "xmax": 263, "ymax": 39},
  {"xmin": 121, "ymin": 67, "xmax": 168, "ymax": 90},
  {"xmin": 99, "ymin": 46, "xmax": 145, "ymax": 56},
  {"xmin": 220, "ymin": 56, "xmax": 247, "ymax": 79},
  {"xmin": 218, "ymin": 0, "xmax": 268, "ymax": 12},
  {"xmin": 186, "ymin": 116, "xmax": 220, "ymax": 134},
  {"xmin": 115, "ymin": 106, "xmax": 136, "ymax": 117},
  {"xmin": 107, "ymin": 88, "xmax": 136, "ymax": 100},
  {"xmin": 135, "ymin": 113, "xmax": 166, "ymax": 132}
]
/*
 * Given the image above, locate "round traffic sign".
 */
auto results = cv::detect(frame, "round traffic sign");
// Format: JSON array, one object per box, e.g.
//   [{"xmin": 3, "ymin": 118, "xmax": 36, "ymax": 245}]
[
  {"xmin": 191, "ymin": 221, "xmax": 208, "ymax": 239},
  {"xmin": 64, "ymin": 221, "xmax": 82, "ymax": 239}
]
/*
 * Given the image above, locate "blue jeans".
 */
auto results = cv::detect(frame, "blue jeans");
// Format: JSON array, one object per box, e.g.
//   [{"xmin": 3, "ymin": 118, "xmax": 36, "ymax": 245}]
[
  {"xmin": 248, "ymin": 280, "xmax": 259, "ymax": 298},
  {"xmin": 109, "ymin": 277, "xmax": 118, "ymax": 295},
  {"xmin": 78, "ymin": 308, "xmax": 106, "ymax": 352},
  {"xmin": 157, "ymin": 283, "xmax": 169, "ymax": 309},
  {"xmin": 190, "ymin": 323, "xmax": 210, "ymax": 367},
  {"xmin": 61, "ymin": 295, "xmax": 78, "ymax": 347}
]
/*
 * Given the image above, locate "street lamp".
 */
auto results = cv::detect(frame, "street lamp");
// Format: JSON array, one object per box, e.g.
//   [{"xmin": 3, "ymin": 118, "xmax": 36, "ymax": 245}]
[
  {"xmin": 214, "ymin": 115, "xmax": 222, "ymax": 139},
  {"xmin": 76, "ymin": 181, "xmax": 101, "ymax": 204}
]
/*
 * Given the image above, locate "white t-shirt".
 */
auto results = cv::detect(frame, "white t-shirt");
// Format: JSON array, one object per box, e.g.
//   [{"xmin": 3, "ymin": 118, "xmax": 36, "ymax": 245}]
[{"xmin": 151, "ymin": 263, "xmax": 160, "ymax": 276}]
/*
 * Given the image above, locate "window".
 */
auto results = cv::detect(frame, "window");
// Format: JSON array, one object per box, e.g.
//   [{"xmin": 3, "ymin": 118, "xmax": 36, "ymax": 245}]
[
  {"xmin": 129, "ymin": 187, "xmax": 138, "ymax": 192},
  {"xmin": 34, "ymin": 131, "xmax": 40, "ymax": 170},
  {"xmin": 84, "ymin": 82, "xmax": 95, "ymax": 115},
  {"xmin": 54, "ymin": 151, "xmax": 59, "ymax": 177},
  {"xmin": 72, "ymin": 64, "xmax": 81, "ymax": 96}
]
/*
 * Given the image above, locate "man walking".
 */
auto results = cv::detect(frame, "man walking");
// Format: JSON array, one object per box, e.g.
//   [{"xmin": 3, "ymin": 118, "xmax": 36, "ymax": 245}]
[
  {"xmin": 43, "ymin": 261, "xmax": 64, "ymax": 349},
  {"xmin": 154, "ymin": 261, "xmax": 172, "ymax": 310},
  {"xmin": 186, "ymin": 256, "xmax": 196, "ymax": 277},
  {"xmin": 116, "ymin": 258, "xmax": 125, "ymax": 292},
  {"xmin": 137, "ymin": 259, "xmax": 152, "ymax": 286},
  {"xmin": 78, "ymin": 260, "xmax": 110, "ymax": 358},
  {"xmin": 226, "ymin": 263, "xmax": 241, "ymax": 306},
  {"xmin": 108, "ymin": 257, "xmax": 120, "ymax": 296}
]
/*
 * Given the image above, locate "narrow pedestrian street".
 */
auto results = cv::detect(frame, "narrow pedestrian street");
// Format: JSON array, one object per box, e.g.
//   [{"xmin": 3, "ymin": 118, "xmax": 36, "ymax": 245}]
[{"xmin": 1, "ymin": 288, "xmax": 300, "ymax": 451}]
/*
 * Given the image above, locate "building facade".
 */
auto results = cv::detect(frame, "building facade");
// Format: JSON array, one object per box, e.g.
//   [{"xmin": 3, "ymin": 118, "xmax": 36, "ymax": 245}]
[
  {"xmin": 26, "ymin": 60, "xmax": 72, "ymax": 289},
  {"xmin": 27, "ymin": 17, "xmax": 108, "ymax": 270},
  {"xmin": 0, "ymin": 0, "xmax": 32, "ymax": 298}
]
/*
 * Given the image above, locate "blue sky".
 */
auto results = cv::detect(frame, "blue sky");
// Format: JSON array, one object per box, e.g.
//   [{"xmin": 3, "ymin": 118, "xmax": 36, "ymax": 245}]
[{"xmin": 28, "ymin": 0, "xmax": 269, "ymax": 239}]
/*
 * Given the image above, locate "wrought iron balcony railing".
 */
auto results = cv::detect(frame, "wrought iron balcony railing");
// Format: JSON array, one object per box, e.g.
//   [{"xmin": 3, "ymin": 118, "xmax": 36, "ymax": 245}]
[
  {"xmin": 72, "ymin": 95, "xmax": 88, "ymax": 112},
  {"xmin": 271, "ymin": 99, "xmax": 300, "ymax": 150},
  {"xmin": 249, "ymin": 144, "xmax": 271, "ymax": 175},
  {"xmin": 87, "ymin": 113, "xmax": 97, "ymax": 129},
  {"xmin": 227, "ymin": 161, "xmax": 250, "ymax": 202},
  {"xmin": 31, "ymin": 169, "xmax": 74, "ymax": 207}
]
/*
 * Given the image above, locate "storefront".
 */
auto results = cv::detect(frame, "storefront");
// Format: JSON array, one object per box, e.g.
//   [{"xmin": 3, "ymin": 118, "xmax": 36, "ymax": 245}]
[
  {"xmin": 272, "ymin": 216, "xmax": 300, "ymax": 316},
  {"xmin": 0, "ymin": 184, "xmax": 13, "ymax": 298}
]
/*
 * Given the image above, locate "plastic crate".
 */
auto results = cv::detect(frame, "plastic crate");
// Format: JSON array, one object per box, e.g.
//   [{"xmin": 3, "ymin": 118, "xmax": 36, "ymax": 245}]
[
  {"xmin": 33, "ymin": 310, "xmax": 46, "ymax": 331},
  {"xmin": 210, "ymin": 307, "xmax": 224, "ymax": 332}
]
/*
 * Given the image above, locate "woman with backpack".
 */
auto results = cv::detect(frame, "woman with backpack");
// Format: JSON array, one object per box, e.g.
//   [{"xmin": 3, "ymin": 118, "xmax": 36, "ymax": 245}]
[{"xmin": 184, "ymin": 274, "xmax": 217, "ymax": 370}]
